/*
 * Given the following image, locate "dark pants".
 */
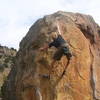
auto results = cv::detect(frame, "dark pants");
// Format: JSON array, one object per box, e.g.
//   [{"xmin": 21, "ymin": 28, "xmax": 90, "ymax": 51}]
[{"xmin": 53, "ymin": 46, "xmax": 72, "ymax": 61}]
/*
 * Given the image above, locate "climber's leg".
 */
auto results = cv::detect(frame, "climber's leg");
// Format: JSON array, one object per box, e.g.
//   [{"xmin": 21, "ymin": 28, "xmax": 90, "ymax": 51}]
[
  {"xmin": 50, "ymin": 48, "xmax": 63, "ymax": 76},
  {"xmin": 60, "ymin": 47, "xmax": 72, "ymax": 76},
  {"xmin": 63, "ymin": 46, "xmax": 72, "ymax": 58},
  {"xmin": 53, "ymin": 47, "xmax": 64, "ymax": 61},
  {"xmin": 51, "ymin": 48, "xmax": 63, "ymax": 68}
]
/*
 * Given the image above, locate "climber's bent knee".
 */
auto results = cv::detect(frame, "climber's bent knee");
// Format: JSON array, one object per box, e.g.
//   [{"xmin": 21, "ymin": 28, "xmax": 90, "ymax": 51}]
[{"xmin": 53, "ymin": 48, "xmax": 63, "ymax": 60}]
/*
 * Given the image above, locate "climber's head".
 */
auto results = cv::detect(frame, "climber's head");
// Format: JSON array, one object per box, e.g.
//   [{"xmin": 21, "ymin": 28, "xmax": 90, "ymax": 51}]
[
  {"xmin": 48, "ymin": 26, "xmax": 58, "ymax": 39},
  {"xmin": 50, "ymin": 32, "xmax": 58, "ymax": 40}
]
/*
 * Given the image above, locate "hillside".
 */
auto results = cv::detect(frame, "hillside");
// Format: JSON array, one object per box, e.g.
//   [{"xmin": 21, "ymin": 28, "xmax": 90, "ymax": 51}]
[{"xmin": 0, "ymin": 45, "xmax": 17, "ymax": 98}]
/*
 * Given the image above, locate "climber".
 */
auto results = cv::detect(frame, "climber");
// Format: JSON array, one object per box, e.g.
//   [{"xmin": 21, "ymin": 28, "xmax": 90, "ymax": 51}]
[
  {"xmin": 39, "ymin": 23, "xmax": 72, "ymax": 71},
  {"xmin": 39, "ymin": 22, "xmax": 86, "ymax": 80}
]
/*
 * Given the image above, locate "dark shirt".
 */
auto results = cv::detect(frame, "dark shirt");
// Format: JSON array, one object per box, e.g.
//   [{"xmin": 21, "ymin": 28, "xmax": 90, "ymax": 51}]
[{"xmin": 49, "ymin": 35, "xmax": 66, "ymax": 48}]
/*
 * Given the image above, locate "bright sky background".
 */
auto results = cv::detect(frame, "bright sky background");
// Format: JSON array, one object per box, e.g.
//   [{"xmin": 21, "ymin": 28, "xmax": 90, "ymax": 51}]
[{"xmin": 0, "ymin": 0, "xmax": 100, "ymax": 50}]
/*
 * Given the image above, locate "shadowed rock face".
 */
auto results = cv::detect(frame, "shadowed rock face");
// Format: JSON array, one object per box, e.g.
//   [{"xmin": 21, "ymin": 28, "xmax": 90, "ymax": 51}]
[{"xmin": 2, "ymin": 11, "xmax": 100, "ymax": 100}]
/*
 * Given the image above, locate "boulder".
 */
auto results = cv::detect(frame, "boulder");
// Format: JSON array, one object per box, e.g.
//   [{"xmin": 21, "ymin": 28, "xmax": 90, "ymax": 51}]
[{"xmin": 2, "ymin": 11, "xmax": 100, "ymax": 100}]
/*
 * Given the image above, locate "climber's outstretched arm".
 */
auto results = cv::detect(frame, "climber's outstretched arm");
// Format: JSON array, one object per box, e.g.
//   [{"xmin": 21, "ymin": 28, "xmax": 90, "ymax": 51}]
[
  {"xmin": 39, "ymin": 44, "xmax": 49, "ymax": 51},
  {"xmin": 39, "ymin": 40, "xmax": 55, "ymax": 51}
]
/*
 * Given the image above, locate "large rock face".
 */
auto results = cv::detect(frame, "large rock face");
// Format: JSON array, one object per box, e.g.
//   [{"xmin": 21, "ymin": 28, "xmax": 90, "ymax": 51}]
[{"xmin": 2, "ymin": 11, "xmax": 100, "ymax": 100}]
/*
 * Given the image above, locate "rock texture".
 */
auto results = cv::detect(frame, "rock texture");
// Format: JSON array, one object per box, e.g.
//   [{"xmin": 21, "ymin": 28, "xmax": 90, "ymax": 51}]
[{"xmin": 2, "ymin": 11, "xmax": 100, "ymax": 100}]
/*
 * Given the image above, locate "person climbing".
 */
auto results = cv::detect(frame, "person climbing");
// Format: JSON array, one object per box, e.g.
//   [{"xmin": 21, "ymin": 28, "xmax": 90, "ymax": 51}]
[{"xmin": 39, "ymin": 22, "xmax": 72, "ymax": 77}]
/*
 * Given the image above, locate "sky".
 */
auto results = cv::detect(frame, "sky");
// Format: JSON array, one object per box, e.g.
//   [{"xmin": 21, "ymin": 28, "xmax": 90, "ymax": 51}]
[{"xmin": 0, "ymin": 0, "xmax": 100, "ymax": 50}]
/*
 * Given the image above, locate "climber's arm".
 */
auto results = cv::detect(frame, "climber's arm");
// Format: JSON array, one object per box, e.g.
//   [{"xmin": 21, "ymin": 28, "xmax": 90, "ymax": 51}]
[
  {"xmin": 49, "ymin": 41, "xmax": 55, "ymax": 48},
  {"xmin": 39, "ymin": 41, "xmax": 55, "ymax": 51},
  {"xmin": 39, "ymin": 44, "xmax": 49, "ymax": 51}
]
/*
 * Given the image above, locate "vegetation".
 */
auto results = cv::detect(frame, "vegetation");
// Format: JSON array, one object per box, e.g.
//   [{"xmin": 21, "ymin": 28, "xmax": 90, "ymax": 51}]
[{"xmin": 0, "ymin": 45, "xmax": 17, "ymax": 98}]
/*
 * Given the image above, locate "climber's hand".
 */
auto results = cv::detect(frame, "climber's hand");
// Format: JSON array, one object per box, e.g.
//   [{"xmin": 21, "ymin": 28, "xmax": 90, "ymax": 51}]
[{"xmin": 39, "ymin": 47, "xmax": 45, "ymax": 51}]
